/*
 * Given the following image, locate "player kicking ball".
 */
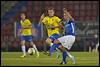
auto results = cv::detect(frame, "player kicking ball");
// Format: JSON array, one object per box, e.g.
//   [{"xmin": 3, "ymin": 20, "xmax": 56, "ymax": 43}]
[
  {"xmin": 18, "ymin": 13, "xmax": 39, "ymax": 58},
  {"xmin": 39, "ymin": 7, "xmax": 62, "ymax": 59},
  {"xmin": 49, "ymin": 8, "xmax": 75, "ymax": 64}
]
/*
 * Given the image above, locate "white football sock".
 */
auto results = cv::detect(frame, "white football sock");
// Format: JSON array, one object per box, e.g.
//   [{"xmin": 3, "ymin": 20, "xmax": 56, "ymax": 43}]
[
  {"xmin": 56, "ymin": 48, "xmax": 60, "ymax": 52},
  {"xmin": 32, "ymin": 44, "xmax": 38, "ymax": 52},
  {"xmin": 21, "ymin": 45, "xmax": 26, "ymax": 55},
  {"xmin": 50, "ymin": 43, "xmax": 53, "ymax": 47},
  {"xmin": 66, "ymin": 51, "xmax": 72, "ymax": 58}
]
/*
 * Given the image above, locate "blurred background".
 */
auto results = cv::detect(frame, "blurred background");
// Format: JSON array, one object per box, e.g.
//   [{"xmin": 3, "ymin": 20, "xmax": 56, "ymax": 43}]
[{"xmin": 1, "ymin": 1, "xmax": 99, "ymax": 52}]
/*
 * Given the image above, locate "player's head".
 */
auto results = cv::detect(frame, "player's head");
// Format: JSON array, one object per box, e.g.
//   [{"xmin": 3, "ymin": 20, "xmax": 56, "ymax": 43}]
[
  {"xmin": 20, "ymin": 12, "xmax": 26, "ymax": 20},
  {"xmin": 63, "ymin": 8, "xmax": 69, "ymax": 20},
  {"xmin": 47, "ymin": 7, "xmax": 55, "ymax": 17},
  {"xmin": 63, "ymin": 13, "xmax": 69, "ymax": 20}
]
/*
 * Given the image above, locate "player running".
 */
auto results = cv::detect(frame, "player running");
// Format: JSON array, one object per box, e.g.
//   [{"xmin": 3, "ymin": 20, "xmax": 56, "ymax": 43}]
[
  {"xmin": 18, "ymin": 13, "xmax": 39, "ymax": 58},
  {"xmin": 50, "ymin": 8, "xmax": 75, "ymax": 64},
  {"xmin": 39, "ymin": 7, "xmax": 61, "ymax": 58}
]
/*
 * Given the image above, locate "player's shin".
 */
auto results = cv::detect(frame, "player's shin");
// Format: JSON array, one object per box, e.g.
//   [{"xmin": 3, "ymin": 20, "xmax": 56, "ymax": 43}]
[
  {"xmin": 49, "ymin": 43, "xmax": 59, "ymax": 55},
  {"xmin": 20, "ymin": 45, "xmax": 26, "ymax": 58},
  {"xmin": 50, "ymin": 43, "xmax": 53, "ymax": 47},
  {"xmin": 30, "ymin": 42, "xmax": 39, "ymax": 57},
  {"xmin": 21, "ymin": 45, "xmax": 26, "ymax": 55},
  {"xmin": 65, "ymin": 50, "xmax": 75, "ymax": 64},
  {"xmin": 21, "ymin": 41, "xmax": 26, "ymax": 57},
  {"xmin": 66, "ymin": 51, "xmax": 72, "ymax": 58},
  {"xmin": 62, "ymin": 51, "xmax": 67, "ymax": 64},
  {"xmin": 31, "ymin": 42, "xmax": 38, "ymax": 52},
  {"xmin": 55, "ymin": 48, "xmax": 61, "ymax": 59}
]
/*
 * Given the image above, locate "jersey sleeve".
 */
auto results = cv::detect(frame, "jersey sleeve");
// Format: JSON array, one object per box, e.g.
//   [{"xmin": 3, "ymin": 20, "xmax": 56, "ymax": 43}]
[{"xmin": 56, "ymin": 17, "xmax": 61, "ymax": 23}]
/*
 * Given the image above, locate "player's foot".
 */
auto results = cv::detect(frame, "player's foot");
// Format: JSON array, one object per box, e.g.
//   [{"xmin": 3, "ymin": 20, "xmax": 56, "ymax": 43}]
[
  {"xmin": 36, "ymin": 51, "xmax": 39, "ymax": 58},
  {"xmin": 60, "ymin": 61, "xmax": 66, "ymax": 64},
  {"xmin": 47, "ymin": 53, "xmax": 51, "ymax": 56},
  {"xmin": 20, "ymin": 54, "xmax": 26, "ymax": 58},
  {"xmin": 45, "ymin": 51, "xmax": 51, "ymax": 56},
  {"xmin": 70, "ymin": 56, "xmax": 75, "ymax": 64}
]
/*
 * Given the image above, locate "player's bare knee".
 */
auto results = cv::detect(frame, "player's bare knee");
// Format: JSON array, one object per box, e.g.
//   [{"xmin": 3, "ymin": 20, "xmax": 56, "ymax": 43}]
[
  {"xmin": 54, "ymin": 39, "xmax": 59, "ymax": 44},
  {"xmin": 30, "ymin": 41, "xmax": 34, "ymax": 46},
  {"xmin": 30, "ymin": 41, "xmax": 34, "ymax": 44},
  {"xmin": 46, "ymin": 38, "xmax": 52, "ymax": 44},
  {"xmin": 54, "ymin": 40, "xmax": 57, "ymax": 44},
  {"xmin": 21, "ymin": 41, "xmax": 25, "ymax": 46},
  {"xmin": 58, "ymin": 45, "xmax": 65, "ymax": 52}
]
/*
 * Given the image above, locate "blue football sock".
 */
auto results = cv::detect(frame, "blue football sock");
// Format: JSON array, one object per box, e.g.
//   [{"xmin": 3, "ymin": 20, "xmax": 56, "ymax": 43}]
[
  {"xmin": 49, "ymin": 43, "xmax": 59, "ymax": 54},
  {"xmin": 62, "ymin": 51, "xmax": 67, "ymax": 62}
]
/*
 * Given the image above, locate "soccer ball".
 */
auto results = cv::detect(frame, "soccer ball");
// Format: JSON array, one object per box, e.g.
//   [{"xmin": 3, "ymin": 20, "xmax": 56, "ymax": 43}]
[{"xmin": 28, "ymin": 48, "xmax": 35, "ymax": 55}]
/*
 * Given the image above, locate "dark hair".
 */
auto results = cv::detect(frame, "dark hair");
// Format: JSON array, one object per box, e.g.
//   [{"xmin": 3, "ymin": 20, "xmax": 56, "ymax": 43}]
[
  {"xmin": 20, "ymin": 12, "xmax": 28, "ymax": 19},
  {"xmin": 20, "ymin": 12, "xmax": 27, "ymax": 16},
  {"xmin": 45, "ymin": 7, "xmax": 55, "ymax": 16},
  {"xmin": 47, "ymin": 7, "xmax": 55, "ymax": 11},
  {"xmin": 21, "ymin": 13, "xmax": 25, "ymax": 15}
]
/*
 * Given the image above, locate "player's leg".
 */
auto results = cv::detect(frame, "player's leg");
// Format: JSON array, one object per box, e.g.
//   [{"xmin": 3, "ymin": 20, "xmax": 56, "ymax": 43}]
[
  {"xmin": 96, "ymin": 43, "xmax": 99, "ymax": 52},
  {"xmin": 54, "ymin": 36, "xmax": 75, "ymax": 64},
  {"xmin": 45, "ymin": 38, "xmax": 54, "ymax": 54},
  {"xmin": 46, "ymin": 33, "xmax": 60, "ymax": 47},
  {"xmin": 27, "ymin": 36, "xmax": 39, "ymax": 57},
  {"xmin": 63, "ymin": 43, "xmax": 75, "ymax": 64},
  {"xmin": 47, "ymin": 39, "xmax": 67, "ymax": 64},
  {"xmin": 46, "ymin": 37, "xmax": 60, "ymax": 58},
  {"xmin": 54, "ymin": 39, "xmax": 67, "ymax": 64},
  {"xmin": 20, "ymin": 40, "xmax": 26, "ymax": 57},
  {"xmin": 65, "ymin": 48, "xmax": 75, "ymax": 64},
  {"xmin": 59, "ymin": 35, "xmax": 75, "ymax": 64},
  {"xmin": 54, "ymin": 42, "xmax": 73, "ymax": 64},
  {"xmin": 55, "ymin": 48, "xmax": 61, "ymax": 59},
  {"xmin": 58, "ymin": 45, "xmax": 75, "ymax": 64},
  {"xmin": 50, "ymin": 33, "xmax": 61, "ymax": 58},
  {"xmin": 30, "ymin": 41, "xmax": 39, "ymax": 57},
  {"xmin": 58, "ymin": 45, "xmax": 67, "ymax": 64},
  {"xmin": 30, "ymin": 42, "xmax": 38, "ymax": 52},
  {"xmin": 20, "ymin": 36, "xmax": 26, "ymax": 57},
  {"xmin": 50, "ymin": 39, "xmax": 72, "ymax": 64},
  {"xmin": 46, "ymin": 38, "xmax": 52, "ymax": 46},
  {"xmin": 49, "ymin": 43, "xmax": 60, "ymax": 55}
]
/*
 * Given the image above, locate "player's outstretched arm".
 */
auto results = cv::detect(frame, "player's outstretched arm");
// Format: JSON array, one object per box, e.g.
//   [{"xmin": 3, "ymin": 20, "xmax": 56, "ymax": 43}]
[
  {"xmin": 52, "ymin": 23, "xmax": 63, "ymax": 29},
  {"xmin": 58, "ymin": 22, "xmax": 64, "ymax": 29},
  {"xmin": 18, "ymin": 29, "xmax": 22, "ymax": 36},
  {"xmin": 38, "ymin": 13, "xmax": 45, "ymax": 26}
]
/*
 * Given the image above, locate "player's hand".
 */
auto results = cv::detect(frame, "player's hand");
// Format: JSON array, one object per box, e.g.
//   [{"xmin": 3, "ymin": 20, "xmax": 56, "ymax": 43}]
[
  {"xmin": 38, "ymin": 13, "xmax": 45, "ymax": 26},
  {"xmin": 63, "ymin": 8, "xmax": 67, "ymax": 12},
  {"xmin": 63, "ymin": 8, "xmax": 68, "ymax": 14}
]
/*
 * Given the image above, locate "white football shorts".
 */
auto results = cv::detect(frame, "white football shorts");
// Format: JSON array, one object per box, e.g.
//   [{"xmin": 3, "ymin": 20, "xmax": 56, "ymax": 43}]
[{"xmin": 58, "ymin": 35, "xmax": 75, "ymax": 50}]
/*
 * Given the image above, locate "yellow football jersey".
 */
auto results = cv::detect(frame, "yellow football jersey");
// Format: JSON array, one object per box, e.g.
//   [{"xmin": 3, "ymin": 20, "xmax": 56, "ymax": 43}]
[
  {"xmin": 20, "ymin": 19, "xmax": 32, "ymax": 36},
  {"xmin": 42, "ymin": 16, "xmax": 61, "ymax": 37}
]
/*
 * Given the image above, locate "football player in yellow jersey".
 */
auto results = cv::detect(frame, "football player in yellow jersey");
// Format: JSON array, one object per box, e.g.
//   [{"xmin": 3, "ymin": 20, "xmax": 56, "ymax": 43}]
[
  {"xmin": 18, "ymin": 13, "xmax": 39, "ymax": 58},
  {"xmin": 39, "ymin": 7, "xmax": 62, "ymax": 58}
]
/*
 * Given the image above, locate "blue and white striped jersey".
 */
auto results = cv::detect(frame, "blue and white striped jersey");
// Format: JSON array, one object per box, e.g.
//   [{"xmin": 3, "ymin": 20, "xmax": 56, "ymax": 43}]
[{"xmin": 61, "ymin": 18, "xmax": 75, "ymax": 36}]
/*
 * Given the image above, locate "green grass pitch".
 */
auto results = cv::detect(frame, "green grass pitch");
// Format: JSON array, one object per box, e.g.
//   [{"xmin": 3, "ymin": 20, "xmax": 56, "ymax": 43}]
[{"xmin": 1, "ymin": 52, "xmax": 99, "ymax": 66}]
